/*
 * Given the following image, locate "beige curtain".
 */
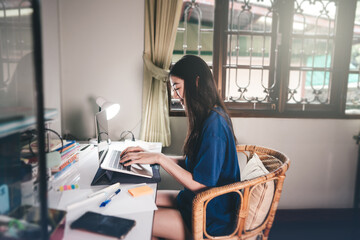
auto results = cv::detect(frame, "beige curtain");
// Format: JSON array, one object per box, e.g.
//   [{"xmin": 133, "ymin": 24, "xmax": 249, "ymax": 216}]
[{"xmin": 140, "ymin": 0, "xmax": 182, "ymax": 147}]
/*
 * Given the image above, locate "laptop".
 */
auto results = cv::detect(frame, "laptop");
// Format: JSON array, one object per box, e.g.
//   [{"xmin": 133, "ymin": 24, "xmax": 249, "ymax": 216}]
[{"xmin": 95, "ymin": 110, "xmax": 153, "ymax": 178}]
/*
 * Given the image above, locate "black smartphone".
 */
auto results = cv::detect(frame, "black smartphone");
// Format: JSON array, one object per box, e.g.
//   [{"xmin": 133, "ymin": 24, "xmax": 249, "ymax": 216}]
[{"xmin": 70, "ymin": 211, "xmax": 136, "ymax": 239}]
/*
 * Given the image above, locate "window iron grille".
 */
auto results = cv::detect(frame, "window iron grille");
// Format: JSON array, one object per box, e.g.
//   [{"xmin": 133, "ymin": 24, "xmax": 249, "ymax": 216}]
[
  {"xmin": 173, "ymin": 0, "xmax": 214, "ymax": 61},
  {"xmin": 182, "ymin": 0, "xmax": 203, "ymax": 55},
  {"xmin": 171, "ymin": 0, "xmax": 215, "ymax": 110},
  {"xmin": 346, "ymin": 0, "xmax": 360, "ymax": 114},
  {"xmin": 288, "ymin": 0, "xmax": 337, "ymax": 107},
  {"xmin": 226, "ymin": 0, "xmax": 278, "ymax": 107}
]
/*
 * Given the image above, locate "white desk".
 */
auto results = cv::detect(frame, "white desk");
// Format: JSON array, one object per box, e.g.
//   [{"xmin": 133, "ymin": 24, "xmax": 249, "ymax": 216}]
[{"xmin": 48, "ymin": 141, "xmax": 162, "ymax": 240}]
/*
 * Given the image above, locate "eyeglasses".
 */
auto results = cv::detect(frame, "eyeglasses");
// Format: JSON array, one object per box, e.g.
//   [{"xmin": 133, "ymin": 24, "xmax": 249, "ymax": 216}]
[{"xmin": 171, "ymin": 83, "xmax": 183, "ymax": 100}]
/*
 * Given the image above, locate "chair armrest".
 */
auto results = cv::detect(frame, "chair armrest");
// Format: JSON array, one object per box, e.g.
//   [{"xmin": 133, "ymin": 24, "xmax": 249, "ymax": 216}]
[
  {"xmin": 193, "ymin": 172, "xmax": 276, "ymax": 205},
  {"xmin": 192, "ymin": 177, "xmax": 267, "ymax": 239}
]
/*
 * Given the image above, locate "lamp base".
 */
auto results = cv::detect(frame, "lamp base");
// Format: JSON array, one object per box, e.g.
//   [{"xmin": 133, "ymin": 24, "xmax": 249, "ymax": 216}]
[
  {"xmin": 89, "ymin": 138, "xmax": 98, "ymax": 145},
  {"xmin": 89, "ymin": 138, "xmax": 112, "ymax": 145}
]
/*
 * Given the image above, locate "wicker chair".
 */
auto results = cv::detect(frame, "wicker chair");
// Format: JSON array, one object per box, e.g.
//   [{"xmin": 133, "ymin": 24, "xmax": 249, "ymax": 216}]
[{"xmin": 192, "ymin": 145, "xmax": 290, "ymax": 240}]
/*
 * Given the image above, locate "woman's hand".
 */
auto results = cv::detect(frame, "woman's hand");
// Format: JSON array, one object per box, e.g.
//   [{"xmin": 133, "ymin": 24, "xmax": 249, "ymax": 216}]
[{"xmin": 119, "ymin": 146, "xmax": 164, "ymax": 166}]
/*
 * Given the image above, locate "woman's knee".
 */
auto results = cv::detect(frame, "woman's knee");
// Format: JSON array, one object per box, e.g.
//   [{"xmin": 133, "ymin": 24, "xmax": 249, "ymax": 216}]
[
  {"xmin": 156, "ymin": 190, "xmax": 180, "ymax": 207},
  {"xmin": 152, "ymin": 207, "xmax": 190, "ymax": 240}
]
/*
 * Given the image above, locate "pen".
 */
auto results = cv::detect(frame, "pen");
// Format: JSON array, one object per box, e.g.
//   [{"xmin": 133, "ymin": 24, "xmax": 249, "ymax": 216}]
[
  {"xmin": 80, "ymin": 144, "xmax": 90, "ymax": 151},
  {"xmin": 99, "ymin": 189, "xmax": 121, "ymax": 207}
]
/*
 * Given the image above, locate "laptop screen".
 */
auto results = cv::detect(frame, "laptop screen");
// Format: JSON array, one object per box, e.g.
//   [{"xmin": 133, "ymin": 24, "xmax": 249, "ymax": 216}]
[{"xmin": 95, "ymin": 110, "xmax": 109, "ymax": 163}]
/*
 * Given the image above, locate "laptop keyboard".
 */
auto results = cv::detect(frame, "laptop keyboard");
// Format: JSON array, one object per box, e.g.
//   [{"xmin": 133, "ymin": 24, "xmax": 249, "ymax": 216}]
[{"xmin": 108, "ymin": 150, "xmax": 130, "ymax": 171}]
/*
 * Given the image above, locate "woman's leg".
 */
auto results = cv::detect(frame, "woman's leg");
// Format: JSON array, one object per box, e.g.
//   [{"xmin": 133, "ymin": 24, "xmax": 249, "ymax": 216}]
[
  {"xmin": 152, "ymin": 207, "xmax": 191, "ymax": 240},
  {"xmin": 153, "ymin": 190, "xmax": 191, "ymax": 239},
  {"xmin": 156, "ymin": 190, "xmax": 179, "ymax": 208}
]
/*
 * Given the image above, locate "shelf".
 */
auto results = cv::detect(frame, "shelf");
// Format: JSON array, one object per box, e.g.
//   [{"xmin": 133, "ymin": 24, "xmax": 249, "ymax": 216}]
[{"xmin": 0, "ymin": 108, "xmax": 57, "ymax": 138}]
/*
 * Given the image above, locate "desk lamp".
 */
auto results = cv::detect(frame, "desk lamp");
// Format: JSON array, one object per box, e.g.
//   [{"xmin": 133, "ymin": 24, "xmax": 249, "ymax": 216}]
[
  {"xmin": 89, "ymin": 97, "xmax": 120, "ymax": 145},
  {"xmin": 96, "ymin": 97, "xmax": 120, "ymax": 120}
]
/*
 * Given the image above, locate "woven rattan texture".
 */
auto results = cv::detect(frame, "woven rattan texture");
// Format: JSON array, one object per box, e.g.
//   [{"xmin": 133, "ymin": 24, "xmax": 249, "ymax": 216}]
[{"xmin": 192, "ymin": 145, "xmax": 290, "ymax": 240}]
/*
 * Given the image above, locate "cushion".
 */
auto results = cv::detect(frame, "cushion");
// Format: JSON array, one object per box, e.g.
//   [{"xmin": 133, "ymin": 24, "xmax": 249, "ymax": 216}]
[{"xmin": 241, "ymin": 153, "xmax": 275, "ymax": 232}]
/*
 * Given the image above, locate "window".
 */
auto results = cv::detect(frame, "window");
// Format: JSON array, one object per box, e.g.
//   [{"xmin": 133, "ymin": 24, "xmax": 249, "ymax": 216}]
[
  {"xmin": 347, "ymin": 1, "xmax": 360, "ymax": 114},
  {"xmin": 0, "ymin": 0, "xmax": 34, "ymax": 106},
  {"xmin": 171, "ymin": 0, "xmax": 215, "ymax": 111},
  {"xmin": 171, "ymin": 0, "xmax": 360, "ymax": 118}
]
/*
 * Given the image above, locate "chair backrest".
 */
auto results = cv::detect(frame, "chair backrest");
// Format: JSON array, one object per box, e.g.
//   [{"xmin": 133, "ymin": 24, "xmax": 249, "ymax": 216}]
[{"xmin": 192, "ymin": 145, "xmax": 290, "ymax": 240}]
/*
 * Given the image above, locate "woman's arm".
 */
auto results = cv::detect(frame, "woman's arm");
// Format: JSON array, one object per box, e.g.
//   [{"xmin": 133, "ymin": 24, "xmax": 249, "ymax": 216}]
[
  {"xmin": 120, "ymin": 147, "xmax": 207, "ymax": 193},
  {"xmin": 157, "ymin": 154, "xmax": 207, "ymax": 193},
  {"xmin": 168, "ymin": 155, "xmax": 186, "ymax": 169}
]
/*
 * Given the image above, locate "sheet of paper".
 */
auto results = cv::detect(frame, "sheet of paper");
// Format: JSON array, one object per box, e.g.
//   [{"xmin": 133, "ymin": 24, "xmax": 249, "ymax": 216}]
[
  {"xmin": 47, "ymin": 190, "xmax": 62, "ymax": 209},
  {"xmin": 57, "ymin": 186, "xmax": 157, "ymax": 213},
  {"xmin": 56, "ymin": 189, "xmax": 93, "ymax": 210},
  {"xmin": 60, "ymin": 185, "xmax": 157, "ymax": 240},
  {"xmin": 117, "ymin": 140, "xmax": 162, "ymax": 153}
]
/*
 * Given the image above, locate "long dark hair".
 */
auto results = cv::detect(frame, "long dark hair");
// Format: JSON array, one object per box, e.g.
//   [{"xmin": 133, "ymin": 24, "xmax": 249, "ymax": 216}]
[{"xmin": 169, "ymin": 55, "xmax": 236, "ymax": 161}]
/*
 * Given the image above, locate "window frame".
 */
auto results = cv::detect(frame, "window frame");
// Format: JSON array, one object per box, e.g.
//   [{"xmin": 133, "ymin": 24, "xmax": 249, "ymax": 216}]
[{"xmin": 170, "ymin": 0, "xmax": 360, "ymax": 119}]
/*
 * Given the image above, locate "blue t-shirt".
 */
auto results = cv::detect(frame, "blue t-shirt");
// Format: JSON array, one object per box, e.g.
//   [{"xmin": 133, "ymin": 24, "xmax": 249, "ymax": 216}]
[{"xmin": 177, "ymin": 107, "xmax": 240, "ymax": 236}]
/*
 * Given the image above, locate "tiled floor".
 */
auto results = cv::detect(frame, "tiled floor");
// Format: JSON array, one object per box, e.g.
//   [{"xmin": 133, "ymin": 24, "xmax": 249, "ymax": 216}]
[{"xmin": 269, "ymin": 209, "xmax": 360, "ymax": 240}]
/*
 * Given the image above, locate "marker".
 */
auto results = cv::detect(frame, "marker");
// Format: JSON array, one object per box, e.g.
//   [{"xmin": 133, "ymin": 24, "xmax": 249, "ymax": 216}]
[
  {"xmin": 88, "ymin": 182, "xmax": 120, "ymax": 198},
  {"xmin": 99, "ymin": 189, "xmax": 121, "ymax": 207},
  {"xmin": 67, "ymin": 192, "xmax": 105, "ymax": 211}
]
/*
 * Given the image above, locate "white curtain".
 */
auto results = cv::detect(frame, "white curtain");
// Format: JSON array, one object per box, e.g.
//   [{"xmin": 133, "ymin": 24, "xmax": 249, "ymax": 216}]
[{"xmin": 140, "ymin": 0, "xmax": 182, "ymax": 147}]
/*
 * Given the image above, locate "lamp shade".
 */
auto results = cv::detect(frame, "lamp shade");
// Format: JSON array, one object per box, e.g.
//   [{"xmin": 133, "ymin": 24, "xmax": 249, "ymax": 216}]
[{"xmin": 96, "ymin": 97, "xmax": 120, "ymax": 120}]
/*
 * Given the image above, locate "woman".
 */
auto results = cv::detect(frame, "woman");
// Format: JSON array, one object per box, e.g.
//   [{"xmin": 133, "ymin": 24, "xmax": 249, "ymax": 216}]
[{"xmin": 120, "ymin": 55, "xmax": 240, "ymax": 240}]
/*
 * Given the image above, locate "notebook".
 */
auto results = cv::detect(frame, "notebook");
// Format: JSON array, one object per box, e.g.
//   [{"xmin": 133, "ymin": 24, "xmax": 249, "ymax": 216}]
[{"xmin": 95, "ymin": 110, "xmax": 153, "ymax": 178}]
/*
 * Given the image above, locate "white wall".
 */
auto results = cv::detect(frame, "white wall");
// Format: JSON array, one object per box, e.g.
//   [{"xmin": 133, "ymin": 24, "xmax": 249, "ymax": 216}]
[
  {"xmin": 41, "ymin": 0, "xmax": 62, "ymax": 133},
  {"xmin": 58, "ymin": 0, "xmax": 144, "ymax": 140},
  {"xmin": 50, "ymin": 0, "xmax": 360, "ymax": 209},
  {"xmin": 232, "ymin": 118, "xmax": 359, "ymax": 209}
]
